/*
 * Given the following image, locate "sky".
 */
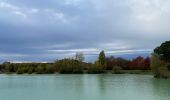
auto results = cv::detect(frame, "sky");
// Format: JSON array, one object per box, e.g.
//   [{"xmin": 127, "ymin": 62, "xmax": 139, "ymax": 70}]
[{"xmin": 0, "ymin": 0, "xmax": 170, "ymax": 62}]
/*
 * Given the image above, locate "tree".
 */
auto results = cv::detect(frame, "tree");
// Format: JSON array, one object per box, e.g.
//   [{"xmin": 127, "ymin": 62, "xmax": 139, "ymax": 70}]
[
  {"xmin": 154, "ymin": 41, "xmax": 170, "ymax": 62},
  {"xmin": 144, "ymin": 57, "xmax": 151, "ymax": 70},
  {"xmin": 75, "ymin": 52, "xmax": 85, "ymax": 62},
  {"xmin": 28, "ymin": 67, "xmax": 34, "ymax": 74},
  {"xmin": 87, "ymin": 61, "xmax": 104, "ymax": 74},
  {"xmin": 46, "ymin": 64, "xmax": 56, "ymax": 74},
  {"xmin": 17, "ymin": 67, "xmax": 25, "ymax": 74},
  {"xmin": 151, "ymin": 53, "xmax": 168, "ymax": 78},
  {"xmin": 106, "ymin": 56, "xmax": 130, "ymax": 70},
  {"xmin": 151, "ymin": 41, "xmax": 170, "ymax": 78},
  {"xmin": 128, "ymin": 56, "xmax": 145, "ymax": 70},
  {"xmin": 55, "ymin": 59, "xmax": 83, "ymax": 74},
  {"xmin": 115, "ymin": 57, "xmax": 130, "ymax": 70},
  {"xmin": 106, "ymin": 56, "xmax": 115, "ymax": 70},
  {"xmin": 98, "ymin": 50, "xmax": 106, "ymax": 67},
  {"xmin": 36, "ymin": 66, "xmax": 44, "ymax": 74}
]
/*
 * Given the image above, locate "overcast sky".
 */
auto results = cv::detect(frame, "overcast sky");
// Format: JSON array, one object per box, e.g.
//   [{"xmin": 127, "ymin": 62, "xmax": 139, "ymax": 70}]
[{"xmin": 0, "ymin": 0, "xmax": 170, "ymax": 62}]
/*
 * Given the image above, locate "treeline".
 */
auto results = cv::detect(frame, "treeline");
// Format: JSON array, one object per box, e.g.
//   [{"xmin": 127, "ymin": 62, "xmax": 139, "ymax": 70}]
[
  {"xmin": 2, "ymin": 41, "xmax": 170, "ymax": 77},
  {"xmin": 0, "ymin": 62, "xmax": 53, "ymax": 74},
  {"xmin": 0, "ymin": 51, "xmax": 151, "ymax": 74},
  {"xmin": 106, "ymin": 56, "xmax": 150, "ymax": 70}
]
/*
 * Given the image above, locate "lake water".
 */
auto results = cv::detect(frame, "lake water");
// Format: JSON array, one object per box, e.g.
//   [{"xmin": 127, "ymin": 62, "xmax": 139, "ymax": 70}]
[{"xmin": 0, "ymin": 74, "xmax": 170, "ymax": 100}]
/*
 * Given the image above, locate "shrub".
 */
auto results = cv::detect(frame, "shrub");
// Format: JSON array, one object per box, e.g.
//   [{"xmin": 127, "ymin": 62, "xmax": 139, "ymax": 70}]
[
  {"xmin": 87, "ymin": 62, "xmax": 104, "ymax": 74},
  {"xmin": 112, "ymin": 66, "xmax": 123, "ymax": 74},
  {"xmin": 36, "ymin": 66, "xmax": 44, "ymax": 74},
  {"xmin": 151, "ymin": 53, "xmax": 168, "ymax": 78},
  {"xmin": 17, "ymin": 67, "xmax": 25, "ymax": 74},
  {"xmin": 165, "ymin": 63, "xmax": 170, "ymax": 70},
  {"xmin": 28, "ymin": 67, "xmax": 34, "ymax": 74},
  {"xmin": 46, "ymin": 65, "xmax": 56, "ymax": 74},
  {"xmin": 55, "ymin": 59, "xmax": 83, "ymax": 74}
]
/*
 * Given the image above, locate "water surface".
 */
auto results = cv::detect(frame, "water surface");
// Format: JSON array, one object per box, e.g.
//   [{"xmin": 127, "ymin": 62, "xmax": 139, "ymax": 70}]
[{"xmin": 0, "ymin": 74, "xmax": 170, "ymax": 100}]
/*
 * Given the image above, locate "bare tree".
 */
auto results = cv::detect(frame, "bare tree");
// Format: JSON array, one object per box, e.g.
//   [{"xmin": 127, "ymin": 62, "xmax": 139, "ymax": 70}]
[{"xmin": 75, "ymin": 52, "xmax": 85, "ymax": 62}]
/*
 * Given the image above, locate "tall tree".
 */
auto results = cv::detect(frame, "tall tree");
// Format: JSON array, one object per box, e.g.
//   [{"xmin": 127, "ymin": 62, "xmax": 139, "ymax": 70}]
[
  {"xmin": 98, "ymin": 50, "xmax": 106, "ymax": 67},
  {"xmin": 154, "ymin": 41, "xmax": 170, "ymax": 62}
]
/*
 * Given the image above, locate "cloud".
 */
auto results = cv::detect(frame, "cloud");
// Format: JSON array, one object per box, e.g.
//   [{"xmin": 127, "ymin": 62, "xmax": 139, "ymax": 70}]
[
  {"xmin": 47, "ymin": 48, "xmax": 152, "ymax": 55},
  {"xmin": 0, "ymin": 1, "xmax": 19, "ymax": 10},
  {"xmin": 64, "ymin": 0, "xmax": 81, "ymax": 6},
  {"xmin": 128, "ymin": 0, "xmax": 170, "ymax": 33},
  {"xmin": 0, "ymin": 0, "xmax": 169, "ymax": 62},
  {"xmin": 13, "ymin": 11, "xmax": 27, "ymax": 18},
  {"xmin": 30, "ymin": 8, "xmax": 39, "ymax": 13}
]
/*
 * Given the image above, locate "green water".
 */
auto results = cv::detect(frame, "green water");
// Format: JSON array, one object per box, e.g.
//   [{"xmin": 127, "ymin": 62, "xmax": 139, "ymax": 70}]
[{"xmin": 0, "ymin": 74, "xmax": 170, "ymax": 100}]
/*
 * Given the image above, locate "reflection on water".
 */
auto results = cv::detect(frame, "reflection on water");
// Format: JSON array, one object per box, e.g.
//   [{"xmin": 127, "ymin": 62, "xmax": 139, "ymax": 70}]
[{"xmin": 0, "ymin": 74, "xmax": 170, "ymax": 100}]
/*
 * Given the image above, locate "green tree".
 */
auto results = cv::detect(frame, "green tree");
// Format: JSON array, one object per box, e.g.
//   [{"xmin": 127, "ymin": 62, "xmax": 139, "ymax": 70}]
[
  {"xmin": 98, "ymin": 50, "xmax": 106, "ymax": 68},
  {"xmin": 28, "ymin": 67, "xmax": 34, "ymax": 74},
  {"xmin": 151, "ymin": 53, "xmax": 170, "ymax": 78},
  {"xmin": 87, "ymin": 62, "xmax": 104, "ymax": 74},
  {"xmin": 17, "ymin": 67, "xmax": 25, "ymax": 74},
  {"xmin": 36, "ymin": 66, "xmax": 44, "ymax": 74},
  {"xmin": 46, "ymin": 65, "xmax": 56, "ymax": 74},
  {"xmin": 55, "ymin": 59, "xmax": 83, "ymax": 74},
  {"xmin": 154, "ymin": 41, "xmax": 170, "ymax": 62}
]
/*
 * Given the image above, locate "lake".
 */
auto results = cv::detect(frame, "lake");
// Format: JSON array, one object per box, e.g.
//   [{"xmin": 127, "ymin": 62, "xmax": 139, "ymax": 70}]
[{"xmin": 0, "ymin": 74, "xmax": 170, "ymax": 100}]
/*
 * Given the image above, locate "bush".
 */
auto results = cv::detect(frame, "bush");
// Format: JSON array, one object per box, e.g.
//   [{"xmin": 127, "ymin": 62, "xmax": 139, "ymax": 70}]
[
  {"xmin": 28, "ymin": 67, "xmax": 34, "ymax": 74},
  {"xmin": 87, "ymin": 62, "xmax": 104, "ymax": 74},
  {"xmin": 112, "ymin": 66, "xmax": 123, "ymax": 74},
  {"xmin": 55, "ymin": 59, "xmax": 83, "ymax": 74},
  {"xmin": 17, "ymin": 67, "xmax": 25, "ymax": 74},
  {"xmin": 165, "ymin": 63, "xmax": 170, "ymax": 70},
  {"xmin": 151, "ymin": 53, "xmax": 169, "ymax": 78},
  {"xmin": 46, "ymin": 65, "xmax": 56, "ymax": 74},
  {"xmin": 36, "ymin": 66, "xmax": 44, "ymax": 74}
]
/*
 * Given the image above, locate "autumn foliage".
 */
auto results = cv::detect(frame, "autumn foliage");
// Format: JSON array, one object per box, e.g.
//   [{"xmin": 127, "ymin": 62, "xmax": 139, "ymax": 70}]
[
  {"xmin": 128, "ymin": 56, "xmax": 150, "ymax": 70},
  {"xmin": 106, "ymin": 56, "xmax": 151, "ymax": 70}
]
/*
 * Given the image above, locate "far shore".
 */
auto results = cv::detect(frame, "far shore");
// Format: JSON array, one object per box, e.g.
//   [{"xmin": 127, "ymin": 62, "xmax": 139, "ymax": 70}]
[{"xmin": 0, "ymin": 70, "xmax": 152, "ymax": 75}]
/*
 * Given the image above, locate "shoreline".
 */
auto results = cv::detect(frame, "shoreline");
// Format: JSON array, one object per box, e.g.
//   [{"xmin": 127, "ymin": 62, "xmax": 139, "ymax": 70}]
[{"xmin": 0, "ymin": 70, "xmax": 152, "ymax": 75}]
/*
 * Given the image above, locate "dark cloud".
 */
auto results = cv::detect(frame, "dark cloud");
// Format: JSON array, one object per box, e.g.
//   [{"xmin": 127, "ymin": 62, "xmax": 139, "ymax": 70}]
[{"xmin": 0, "ymin": 0, "xmax": 169, "ymax": 62}]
